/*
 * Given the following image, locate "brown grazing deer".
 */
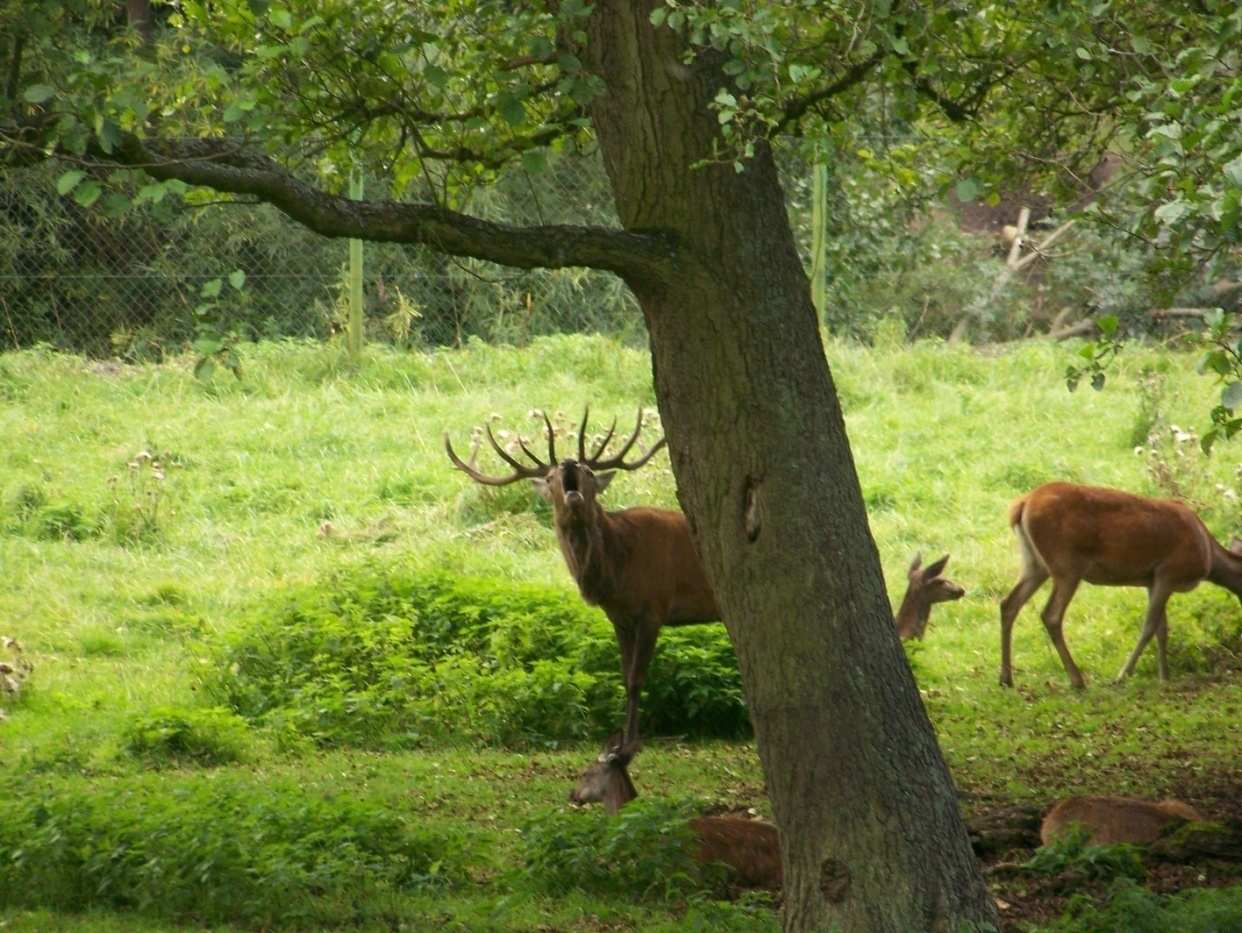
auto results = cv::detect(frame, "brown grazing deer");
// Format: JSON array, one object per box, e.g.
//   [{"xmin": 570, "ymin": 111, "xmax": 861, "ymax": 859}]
[
  {"xmin": 445, "ymin": 408, "xmax": 720, "ymax": 752},
  {"xmin": 895, "ymin": 553, "xmax": 965, "ymax": 640},
  {"xmin": 999, "ymin": 482, "xmax": 1242, "ymax": 689}
]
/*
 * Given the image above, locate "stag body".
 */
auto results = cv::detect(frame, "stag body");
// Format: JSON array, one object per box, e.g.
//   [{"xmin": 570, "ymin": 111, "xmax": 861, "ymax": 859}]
[
  {"xmin": 999, "ymin": 482, "xmax": 1242, "ymax": 689},
  {"xmin": 447, "ymin": 409, "xmax": 718, "ymax": 749}
]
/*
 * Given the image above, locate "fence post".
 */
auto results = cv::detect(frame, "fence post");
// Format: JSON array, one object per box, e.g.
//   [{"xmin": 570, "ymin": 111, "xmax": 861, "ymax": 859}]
[
  {"xmin": 810, "ymin": 162, "xmax": 828, "ymax": 318},
  {"xmin": 348, "ymin": 166, "xmax": 365, "ymax": 359}
]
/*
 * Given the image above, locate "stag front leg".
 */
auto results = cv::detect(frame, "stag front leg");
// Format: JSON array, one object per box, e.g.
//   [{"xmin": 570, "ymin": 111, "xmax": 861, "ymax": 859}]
[
  {"xmin": 622, "ymin": 623, "xmax": 660, "ymax": 751},
  {"xmin": 1116, "ymin": 583, "xmax": 1172, "ymax": 682}
]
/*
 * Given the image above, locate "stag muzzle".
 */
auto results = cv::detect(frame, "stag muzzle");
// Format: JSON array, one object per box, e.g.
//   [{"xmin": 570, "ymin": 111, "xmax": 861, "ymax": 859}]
[{"xmin": 560, "ymin": 460, "xmax": 585, "ymax": 506}]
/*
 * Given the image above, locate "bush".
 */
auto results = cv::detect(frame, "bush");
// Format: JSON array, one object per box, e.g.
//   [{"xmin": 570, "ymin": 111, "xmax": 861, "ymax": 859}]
[
  {"xmin": 122, "ymin": 706, "xmax": 253, "ymax": 767},
  {"xmin": 1023, "ymin": 824, "xmax": 1146, "ymax": 883},
  {"xmin": 1038, "ymin": 880, "xmax": 1242, "ymax": 933},
  {"xmin": 206, "ymin": 564, "xmax": 747, "ymax": 748},
  {"xmin": 518, "ymin": 798, "xmax": 725, "ymax": 902},
  {"xmin": 0, "ymin": 774, "xmax": 469, "ymax": 925}
]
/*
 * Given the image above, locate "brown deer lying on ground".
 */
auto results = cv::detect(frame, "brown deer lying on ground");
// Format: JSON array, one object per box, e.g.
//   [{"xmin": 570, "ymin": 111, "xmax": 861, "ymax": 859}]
[
  {"xmin": 571, "ymin": 741, "xmax": 782, "ymax": 890},
  {"xmin": 446, "ymin": 408, "xmax": 720, "ymax": 754},
  {"xmin": 999, "ymin": 482, "xmax": 1242, "ymax": 689},
  {"xmin": 1041, "ymin": 795, "xmax": 1204, "ymax": 846},
  {"xmin": 895, "ymin": 553, "xmax": 965, "ymax": 640}
]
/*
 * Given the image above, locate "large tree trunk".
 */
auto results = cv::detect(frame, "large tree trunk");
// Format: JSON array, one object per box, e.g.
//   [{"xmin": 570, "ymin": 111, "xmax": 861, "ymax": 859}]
[{"xmin": 583, "ymin": 4, "xmax": 997, "ymax": 931}]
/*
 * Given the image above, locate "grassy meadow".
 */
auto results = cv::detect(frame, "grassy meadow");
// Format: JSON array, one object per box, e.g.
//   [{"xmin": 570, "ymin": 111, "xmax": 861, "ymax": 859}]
[{"xmin": 1, "ymin": 334, "xmax": 1241, "ymax": 931}]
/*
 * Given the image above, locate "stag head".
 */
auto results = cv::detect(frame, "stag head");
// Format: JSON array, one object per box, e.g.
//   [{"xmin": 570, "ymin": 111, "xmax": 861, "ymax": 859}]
[{"xmin": 444, "ymin": 407, "xmax": 665, "ymax": 524}]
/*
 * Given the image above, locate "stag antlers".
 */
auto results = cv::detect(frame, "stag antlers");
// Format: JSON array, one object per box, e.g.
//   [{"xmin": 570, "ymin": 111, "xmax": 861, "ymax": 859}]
[{"xmin": 443, "ymin": 406, "xmax": 666, "ymax": 484}]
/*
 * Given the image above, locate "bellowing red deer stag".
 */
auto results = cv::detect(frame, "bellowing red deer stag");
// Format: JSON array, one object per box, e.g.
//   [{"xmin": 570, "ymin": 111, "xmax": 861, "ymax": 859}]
[
  {"xmin": 999, "ymin": 482, "xmax": 1242, "ymax": 689},
  {"xmin": 445, "ymin": 408, "xmax": 720, "ymax": 751},
  {"xmin": 895, "ymin": 553, "xmax": 965, "ymax": 640}
]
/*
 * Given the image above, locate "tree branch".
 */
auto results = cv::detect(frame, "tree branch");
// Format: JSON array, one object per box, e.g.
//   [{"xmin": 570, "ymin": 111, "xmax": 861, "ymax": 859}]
[
  {"xmin": 91, "ymin": 135, "xmax": 675, "ymax": 281},
  {"xmin": 773, "ymin": 48, "xmax": 886, "ymax": 135}
]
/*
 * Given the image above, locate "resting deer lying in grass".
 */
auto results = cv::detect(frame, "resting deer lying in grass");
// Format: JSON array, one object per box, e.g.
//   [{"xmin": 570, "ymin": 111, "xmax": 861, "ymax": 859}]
[
  {"xmin": 895, "ymin": 553, "xmax": 965, "ymax": 640},
  {"xmin": 999, "ymin": 482, "xmax": 1242, "ymax": 689},
  {"xmin": 1041, "ymin": 795, "xmax": 1204, "ymax": 846},
  {"xmin": 446, "ymin": 408, "xmax": 720, "ymax": 754}
]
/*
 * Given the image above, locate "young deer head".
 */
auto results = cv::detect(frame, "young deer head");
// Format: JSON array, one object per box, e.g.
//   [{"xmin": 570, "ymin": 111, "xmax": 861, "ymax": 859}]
[{"xmin": 895, "ymin": 553, "xmax": 965, "ymax": 640}]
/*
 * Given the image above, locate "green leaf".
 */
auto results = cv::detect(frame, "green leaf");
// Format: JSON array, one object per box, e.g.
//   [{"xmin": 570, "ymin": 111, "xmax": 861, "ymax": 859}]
[
  {"xmin": 521, "ymin": 149, "xmax": 547, "ymax": 174},
  {"xmin": 1153, "ymin": 199, "xmax": 1191, "ymax": 226},
  {"xmin": 954, "ymin": 178, "xmax": 980, "ymax": 203},
  {"xmin": 23, "ymin": 85, "xmax": 55, "ymax": 104},
  {"xmin": 1224, "ymin": 156, "xmax": 1242, "ymax": 188},
  {"xmin": 193, "ymin": 337, "xmax": 223, "ymax": 356},
  {"xmin": 1223, "ymin": 382, "xmax": 1242, "ymax": 412},
  {"xmin": 1091, "ymin": 371, "xmax": 1106, "ymax": 391},
  {"xmin": 99, "ymin": 192, "xmax": 132, "ymax": 218},
  {"xmin": 1075, "ymin": 47, "xmax": 1091, "ymax": 61},
  {"xmin": 498, "ymin": 94, "xmax": 526, "ymax": 127},
  {"xmin": 56, "ymin": 171, "xmax": 87, "ymax": 196},
  {"xmin": 135, "ymin": 182, "xmax": 167, "ymax": 205},
  {"xmin": 649, "ymin": 7, "xmax": 668, "ymax": 27},
  {"xmin": 73, "ymin": 181, "xmax": 102, "ymax": 208},
  {"xmin": 1097, "ymin": 314, "xmax": 1119, "ymax": 337},
  {"xmin": 269, "ymin": 7, "xmax": 292, "ymax": 30},
  {"xmin": 228, "ymin": 270, "xmax": 247, "ymax": 290},
  {"xmin": 96, "ymin": 117, "xmax": 122, "ymax": 155},
  {"xmin": 201, "ymin": 279, "xmax": 223, "ymax": 299}
]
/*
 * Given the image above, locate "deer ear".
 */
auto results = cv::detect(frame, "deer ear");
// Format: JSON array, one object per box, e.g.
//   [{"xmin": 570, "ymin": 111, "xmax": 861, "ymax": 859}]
[
  {"xmin": 595, "ymin": 471, "xmax": 616, "ymax": 494},
  {"xmin": 1230, "ymin": 537, "xmax": 1242, "ymax": 556},
  {"xmin": 924, "ymin": 554, "xmax": 951, "ymax": 579},
  {"xmin": 530, "ymin": 476, "xmax": 554, "ymax": 502},
  {"xmin": 907, "ymin": 552, "xmax": 923, "ymax": 578}
]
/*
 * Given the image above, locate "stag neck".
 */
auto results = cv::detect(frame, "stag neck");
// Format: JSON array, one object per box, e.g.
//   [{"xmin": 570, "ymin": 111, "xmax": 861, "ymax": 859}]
[
  {"xmin": 555, "ymin": 503, "xmax": 619, "ymax": 604},
  {"xmin": 894, "ymin": 591, "xmax": 930, "ymax": 640},
  {"xmin": 1208, "ymin": 537, "xmax": 1242, "ymax": 598}
]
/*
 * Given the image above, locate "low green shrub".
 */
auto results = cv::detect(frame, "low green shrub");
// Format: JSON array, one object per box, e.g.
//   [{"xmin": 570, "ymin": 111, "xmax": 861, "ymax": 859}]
[
  {"xmin": 1037, "ymin": 880, "xmax": 1242, "ymax": 932},
  {"xmin": 518, "ymin": 798, "xmax": 725, "ymax": 902},
  {"xmin": 206, "ymin": 564, "xmax": 747, "ymax": 748},
  {"xmin": 1023, "ymin": 824, "xmax": 1145, "ymax": 883},
  {"xmin": 0, "ymin": 773, "xmax": 469, "ymax": 925},
  {"xmin": 122, "ymin": 706, "xmax": 253, "ymax": 767},
  {"xmin": 33, "ymin": 502, "xmax": 96, "ymax": 541}
]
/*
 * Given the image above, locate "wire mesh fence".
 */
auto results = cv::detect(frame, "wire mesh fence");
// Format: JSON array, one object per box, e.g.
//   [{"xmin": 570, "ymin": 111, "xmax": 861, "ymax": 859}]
[{"xmin": 0, "ymin": 149, "xmax": 650, "ymax": 358}]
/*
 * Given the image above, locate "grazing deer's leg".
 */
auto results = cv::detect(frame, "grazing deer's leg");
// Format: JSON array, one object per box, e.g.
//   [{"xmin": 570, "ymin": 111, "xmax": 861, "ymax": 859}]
[
  {"xmin": 1156, "ymin": 615, "xmax": 1170, "ymax": 681},
  {"xmin": 623, "ymin": 622, "xmax": 660, "ymax": 749},
  {"xmin": 1040, "ymin": 576, "xmax": 1086, "ymax": 689},
  {"xmin": 999, "ymin": 567, "xmax": 1049, "ymax": 687},
  {"xmin": 1116, "ymin": 582, "xmax": 1172, "ymax": 682}
]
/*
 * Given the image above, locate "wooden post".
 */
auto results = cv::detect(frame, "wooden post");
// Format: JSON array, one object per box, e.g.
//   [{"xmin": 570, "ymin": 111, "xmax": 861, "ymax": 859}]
[
  {"xmin": 347, "ymin": 167, "xmax": 364, "ymax": 360},
  {"xmin": 810, "ymin": 162, "xmax": 828, "ymax": 318}
]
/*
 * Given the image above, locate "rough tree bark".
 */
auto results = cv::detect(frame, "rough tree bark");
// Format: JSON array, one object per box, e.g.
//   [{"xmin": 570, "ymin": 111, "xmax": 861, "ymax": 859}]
[{"xmin": 578, "ymin": 4, "xmax": 996, "ymax": 931}]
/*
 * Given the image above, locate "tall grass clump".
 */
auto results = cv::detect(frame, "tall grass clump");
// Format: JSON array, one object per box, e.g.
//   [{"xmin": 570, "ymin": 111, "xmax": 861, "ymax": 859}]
[
  {"xmin": 518, "ymin": 798, "xmax": 725, "ymax": 902},
  {"xmin": 0, "ymin": 773, "xmax": 469, "ymax": 925},
  {"xmin": 122, "ymin": 706, "xmax": 254, "ymax": 767},
  {"xmin": 206, "ymin": 563, "xmax": 749, "ymax": 749}
]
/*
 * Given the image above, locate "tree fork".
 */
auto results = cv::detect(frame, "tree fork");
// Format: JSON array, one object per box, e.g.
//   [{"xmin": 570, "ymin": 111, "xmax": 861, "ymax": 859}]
[{"xmin": 581, "ymin": 2, "xmax": 997, "ymax": 930}]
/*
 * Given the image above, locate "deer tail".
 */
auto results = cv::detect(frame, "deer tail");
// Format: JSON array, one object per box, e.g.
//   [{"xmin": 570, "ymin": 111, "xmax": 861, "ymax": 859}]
[{"xmin": 1007, "ymin": 494, "xmax": 1028, "ymax": 530}]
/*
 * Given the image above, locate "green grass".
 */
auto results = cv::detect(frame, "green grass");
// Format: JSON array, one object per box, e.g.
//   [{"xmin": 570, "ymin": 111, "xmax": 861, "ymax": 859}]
[{"xmin": 1, "ymin": 334, "xmax": 1240, "ymax": 930}]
